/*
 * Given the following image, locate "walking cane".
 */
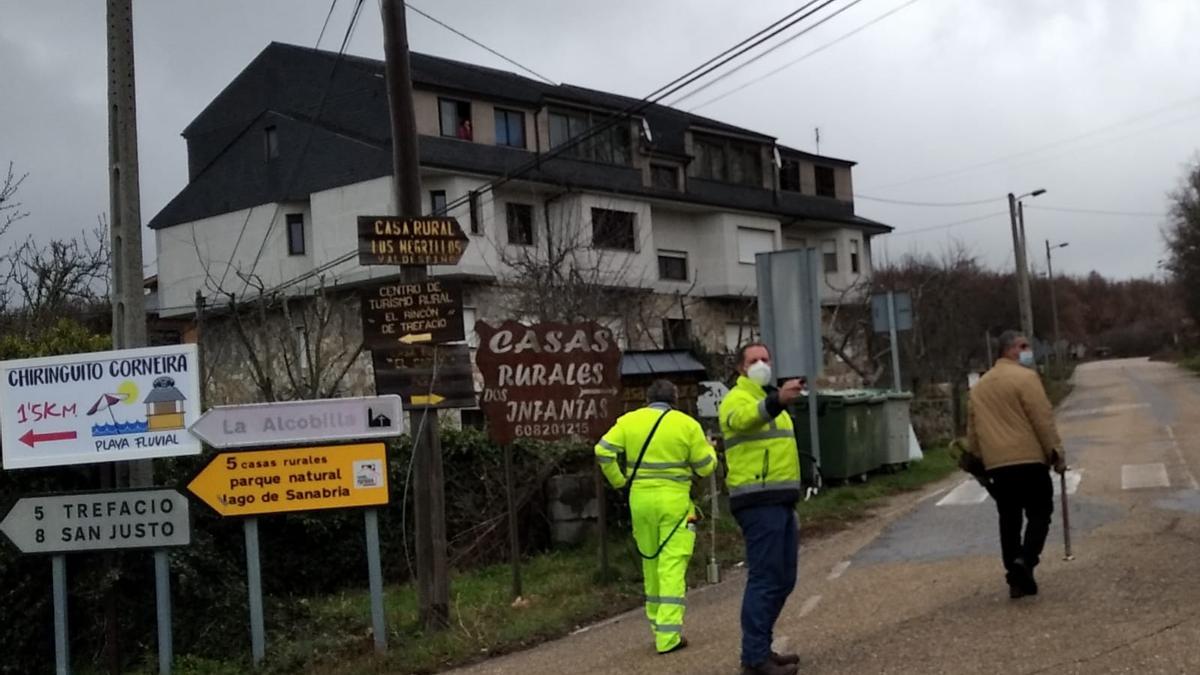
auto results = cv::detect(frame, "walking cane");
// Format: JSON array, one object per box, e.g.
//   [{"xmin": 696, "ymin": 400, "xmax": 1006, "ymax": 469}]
[{"xmin": 1060, "ymin": 468, "xmax": 1074, "ymax": 561}]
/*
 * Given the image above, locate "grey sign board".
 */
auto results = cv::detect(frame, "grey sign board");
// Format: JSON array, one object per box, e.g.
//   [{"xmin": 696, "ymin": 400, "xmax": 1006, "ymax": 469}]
[
  {"xmin": 0, "ymin": 489, "xmax": 191, "ymax": 554},
  {"xmin": 756, "ymin": 248, "xmax": 823, "ymax": 380},
  {"xmin": 188, "ymin": 395, "xmax": 405, "ymax": 449},
  {"xmin": 871, "ymin": 291, "xmax": 914, "ymax": 333}
]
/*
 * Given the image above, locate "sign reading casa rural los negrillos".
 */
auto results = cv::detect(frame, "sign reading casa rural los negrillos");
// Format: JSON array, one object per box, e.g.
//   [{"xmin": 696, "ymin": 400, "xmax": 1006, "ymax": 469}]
[
  {"xmin": 357, "ymin": 215, "xmax": 468, "ymax": 267},
  {"xmin": 475, "ymin": 321, "xmax": 622, "ymax": 446},
  {"xmin": 0, "ymin": 344, "xmax": 202, "ymax": 469}
]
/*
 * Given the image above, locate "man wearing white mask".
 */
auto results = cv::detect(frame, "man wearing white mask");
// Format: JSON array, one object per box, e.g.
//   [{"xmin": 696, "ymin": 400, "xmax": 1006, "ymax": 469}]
[
  {"xmin": 719, "ymin": 343, "xmax": 805, "ymax": 675},
  {"xmin": 967, "ymin": 330, "xmax": 1066, "ymax": 599}
]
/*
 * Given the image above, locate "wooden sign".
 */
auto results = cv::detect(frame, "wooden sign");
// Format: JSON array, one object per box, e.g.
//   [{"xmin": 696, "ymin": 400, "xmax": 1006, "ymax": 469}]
[
  {"xmin": 372, "ymin": 344, "xmax": 476, "ymax": 409},
  {"xmin": 475, "ymin": 321, "xmax": 622, "ymax": 446},
  {"xmin": 360, "ymin": 279, "xmax": 465, "ymax": 348},
  {"xmin": 357, "ymin": 216, "xmax": 468, "ymax": 266}
]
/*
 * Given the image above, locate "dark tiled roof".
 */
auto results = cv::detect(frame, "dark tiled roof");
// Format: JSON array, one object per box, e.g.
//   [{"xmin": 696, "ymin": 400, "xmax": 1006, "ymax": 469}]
[
  {"xmin": 620, "ymin": 350, "xmax": 708, "ymax": 377},
  {"xmin": 150, "ymin": 42, "xmax": 890, "ymax": 234}
]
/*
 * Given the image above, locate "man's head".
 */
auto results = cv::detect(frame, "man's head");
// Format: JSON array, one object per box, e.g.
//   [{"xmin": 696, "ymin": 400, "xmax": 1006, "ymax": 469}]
[
  {"xmin": 737, "ymin": 342, "xmax": 771, "ymax": 375},
  {"xmin": 997, "ymin": 330, "xmax": 1030, "ymax": 362},
  {"xmin": 646, "ymin": 379, "xmax": 678, "ymax": 406}
]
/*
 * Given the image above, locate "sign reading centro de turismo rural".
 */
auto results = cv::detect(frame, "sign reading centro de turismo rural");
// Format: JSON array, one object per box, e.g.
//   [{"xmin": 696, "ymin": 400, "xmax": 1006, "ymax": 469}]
[
  {"xmin": 189, "ymin": 395, "xmax": 404, "ymax": 449},
  {"xmin": 360, "ymin": 278, "xmax": 465, "ymax": 348},
  {"xmin": 0, "ymin": 489, "xmax": 191, "ymax": 554},
  {"xmin": 475, "ymin": 321, "xmax": 622, "ymax": 446},
  {"xmin": 0, "ymin": 344, "xmax": 202, "ymax": 469},
  {"xmin": 357, "ymin": 215, "xmax": 468, "ymax": 266},
  {"xmin": 187, "ymin": 443, "xmax": 389, "ymax": 517}
]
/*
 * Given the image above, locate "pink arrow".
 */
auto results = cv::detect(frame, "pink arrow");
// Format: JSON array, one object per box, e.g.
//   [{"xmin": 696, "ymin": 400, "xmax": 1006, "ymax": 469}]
[{"xmin": 20, "ymin": 429, "xmax": 78, "ymax": 448}]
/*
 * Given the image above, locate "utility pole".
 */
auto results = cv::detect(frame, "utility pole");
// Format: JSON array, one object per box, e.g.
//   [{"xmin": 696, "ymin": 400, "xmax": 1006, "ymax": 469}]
[
  {"xmin": 1046, "ymin": 240, "xmax": 1064, "ymax": 376},
  {"xmin": 1018, "ymin": 201, "xmax": 1035, "ymax": 339},
  {"xmin": 1007, "ymin": 193, "xmax": 1034, "ymax": 340},
  {"xmin": 381, "ymin": 0, "xmax": 450, "ymax": 631}
]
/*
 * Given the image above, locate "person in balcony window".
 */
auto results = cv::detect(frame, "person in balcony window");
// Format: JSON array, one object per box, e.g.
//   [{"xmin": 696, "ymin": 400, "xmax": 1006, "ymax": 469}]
[{"xmin": 457, "ymin": 118, "xmax": 473, "ymax": 141}]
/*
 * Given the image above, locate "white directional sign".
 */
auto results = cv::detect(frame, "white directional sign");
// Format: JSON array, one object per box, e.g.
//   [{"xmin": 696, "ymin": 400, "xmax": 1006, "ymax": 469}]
[
  {"xmin": 0, "ymin": 489, "xmax": 191, "ymax": 554},
  {"xmin": 188, "ymin": 395, "xmax": 405, "ymax": 449},
  {"xmin": 0, "ymin": 344, "xmax": 202, "ymax": 469}
]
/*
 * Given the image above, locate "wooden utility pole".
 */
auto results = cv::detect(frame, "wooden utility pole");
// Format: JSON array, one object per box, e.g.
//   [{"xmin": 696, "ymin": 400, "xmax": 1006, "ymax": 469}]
[
  {"xmin": 1007, "ymin": 193, "xmax": 1034, "ymax": 341},
  {"xmin": 380, "ymin": 0, "xmax": 450, "ymax": 630}
]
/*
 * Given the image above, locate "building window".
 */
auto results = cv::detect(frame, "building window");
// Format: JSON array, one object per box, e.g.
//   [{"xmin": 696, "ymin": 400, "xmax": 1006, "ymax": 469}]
[
  {"xmin": 439, "ymin": 98, "xmax": 473, "ymax": 140},
  {"xmin": 822, "ymin": 239, "xmax": 839, "ymax": 273},
  {"xmin": 693, "ymin": 133, "xmax": 763, "ymax": 187},
  {"xmin": 591, "ymin": 208, "xmax": 636, "ymax": 251},
  {"xmin": 264, "ymin": 126, "xmax": 279, "ymax": 160},
  {"xmin": 651, "ymin": 164, "xmax": 679, "ymax": 191},
  {"xmin": 736, "ymin": 227, "xmax": 774, "ymax": 264},
  {"xmin": 494, "ymin": 108, "xmax": 525, "ymax": 148},
  {"xmin": 548, "ymin": 108, "xmax": 631, "ymax": 164},
  {"xmin": 662, "ymin": 318, "xmax": 692, "ymax": 349},
  {"xmin": 780, "ymin": 158, "xmax": 801, "ymax": 192},
  {"xmin": 286, "ymin": 213, "xmax": 305, "ymax": 255},
  {"xmin": 430, "ymin": 190, "xmax": 447, "ymax": 215},
  {"xmin": 506, "ymin": 203, "xmax": 534, "ymax": 246},
  {"xmin": 468, "ymin": 191, "xmax": 481, "ymax": 235},
  {"xmin": 850, "ymin": 239, "xmax": 861, "ymax": 274},
  {"xmin": 815, "ymin": 165, "xmax": 837, "ymax": 198},
  {"xmin": 657, "ymin": 250, "xmax": 688, "ymax": 281}
]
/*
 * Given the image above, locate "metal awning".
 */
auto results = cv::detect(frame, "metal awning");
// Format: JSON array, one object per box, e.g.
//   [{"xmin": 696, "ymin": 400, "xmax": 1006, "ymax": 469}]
[{"xmin": 620, "ymin": 350, "xmax": 707, "ymax": 377}]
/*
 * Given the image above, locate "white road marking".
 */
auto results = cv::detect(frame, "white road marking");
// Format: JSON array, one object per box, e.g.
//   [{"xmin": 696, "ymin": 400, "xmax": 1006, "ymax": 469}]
[
  {"xmin": 797, "ymin": 594, "xmax": 822, "ymax": 618},
  {"xmin": 1053, "ymin": 469, "xmax": 1083, "ymax": 496},
  {"xmin": 936, "ymin": 479, "xmax": 991, "ymax": 506},
  {"xmin": 1165, "ymin": 426, "xmax": 1200, "ymax": 490},
  {"xmin": 827, "ymin": 561, "xmax": 850, "ymax": 581},
  {"xmin": 1122, "ymin": 463, "xmax": 1170, "ymax": 490},
  {"xmin": 1060, "ymin": 402, "xmax": 1150, "ymax": 419}
]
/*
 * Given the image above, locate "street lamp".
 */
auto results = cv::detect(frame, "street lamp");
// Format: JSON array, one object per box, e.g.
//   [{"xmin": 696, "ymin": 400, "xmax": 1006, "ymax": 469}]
[
  {"xmin": 1007, "ymin": 188, "xmax": 1047, "ymax": 340},
  {"xmin": 1046, "ymin": 240, "xmax": 1069, "ymax": 374}
]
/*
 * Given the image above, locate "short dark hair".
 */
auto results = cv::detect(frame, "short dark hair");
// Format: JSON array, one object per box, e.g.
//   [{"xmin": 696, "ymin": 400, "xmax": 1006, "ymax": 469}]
[
  {"xmin": 646, "ymin": 379, "xmax": 678, "ymax": 405},
  {"xmin": 997, "ymin": 330, "xmax": 1024, "ymax": 354},
  {"xmin": 737, "ymin": 341, "xmax": 769, "ymax": 368}
]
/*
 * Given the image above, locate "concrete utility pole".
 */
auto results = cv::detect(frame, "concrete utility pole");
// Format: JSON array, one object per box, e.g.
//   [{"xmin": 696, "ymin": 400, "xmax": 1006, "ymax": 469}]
[
  {"xmin": 1017, "ymin": 202, "xmax": 1035, "ymax": 339},
  {"xmin": 380, "ymin": 0, "xmax": 450, "ymax": 631},
  {"xmin": 1007, "ymin": 190, "xmax": 1044, "ymax": 340},
  {"xmin": 1046, "ymin": 240, "xmax": 1068, "ymax": 376}
]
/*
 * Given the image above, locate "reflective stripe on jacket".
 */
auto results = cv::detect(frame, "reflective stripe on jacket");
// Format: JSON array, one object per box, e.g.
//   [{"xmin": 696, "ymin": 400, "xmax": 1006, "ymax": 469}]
[
  {"xmin": 594, "ymin": 403, "xmax": 717, "ymax": 492},
  {"xmin": 719, "ymin": 375, "xmax": 800, "ymax": 511}
]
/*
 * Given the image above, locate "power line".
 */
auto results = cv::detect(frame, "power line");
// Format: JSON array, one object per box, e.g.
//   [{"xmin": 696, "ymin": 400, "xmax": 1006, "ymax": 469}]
[
  {"xmin": 690, "ymin": 0, "xmax": 923, "ymax": 112},
  {"xmin": 1026, "ymin": 205, "xmax": 1168, "ymax": 218},
  {"xmin": 316, "ymin": 0, "xmax": 340, "ymax": 48},
  {"xmin": 854, "ymin": 193, "xmax": 1005, "ymax": 207},
  {"xmin": 886, "ymin": 211, "xmax": 1009, "ymax": 237},
  {"xmin": 406, "ymin": 3, "xmax": 557, "ymax": 85}
]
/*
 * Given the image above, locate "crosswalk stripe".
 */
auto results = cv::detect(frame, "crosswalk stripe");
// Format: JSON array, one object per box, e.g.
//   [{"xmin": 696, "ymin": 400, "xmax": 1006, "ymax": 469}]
[
  {"xmin": 1121, "ymin": 463, "xmax": 1170, "ymax": 490},
  {"xmin": 937, "ymin": 470, "xmax": 1082, "ymax": 506}
]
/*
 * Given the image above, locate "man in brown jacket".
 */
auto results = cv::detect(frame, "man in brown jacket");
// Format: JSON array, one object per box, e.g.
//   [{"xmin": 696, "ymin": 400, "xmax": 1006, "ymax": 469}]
[{"xmin": 968, "ymin": 330, "xmax": 1067, "ymax": 598}]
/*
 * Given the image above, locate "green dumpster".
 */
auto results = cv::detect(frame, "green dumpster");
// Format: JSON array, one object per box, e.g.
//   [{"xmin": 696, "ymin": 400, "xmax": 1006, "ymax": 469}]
[
  {"xmin": 792, "ymin": 391, "xmax": 877, "ymax": 483},
  {"xmin": 862, "ymin": 391, "xmax": 888, "ymax": 474}
]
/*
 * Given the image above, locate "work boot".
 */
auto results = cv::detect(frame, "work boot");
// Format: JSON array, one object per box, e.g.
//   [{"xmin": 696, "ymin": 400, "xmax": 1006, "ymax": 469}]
[
  {"xmin": 771, "ymin": 651, "xmax": 801, "ymax": 666},
  {"xmin": 1007, "ymin": 558, "xmax": 1035, "ymax": 599},
  {"xmin": 742, "ymin": 659, "xmax": 799, "ymax": 675},
  {"xmin": 659, "ymin": 637, "xmax": 688, "ymax": 655}
]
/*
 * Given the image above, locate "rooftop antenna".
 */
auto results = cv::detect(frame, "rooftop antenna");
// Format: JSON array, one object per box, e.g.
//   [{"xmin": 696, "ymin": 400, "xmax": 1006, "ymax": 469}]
[{"xmin": 815, "ymin": 127, "xmax": 821, "ymax": 155}]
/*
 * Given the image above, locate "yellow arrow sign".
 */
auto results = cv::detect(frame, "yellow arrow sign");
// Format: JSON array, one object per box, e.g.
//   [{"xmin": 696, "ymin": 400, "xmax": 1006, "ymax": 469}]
[
  {"xmin": 399, "ymin": 332, "xmax": 433, "ymax": 344},
  {"xmin": 410, "ymin": 393, "xmax": 445, "ymax": 406},
  {"xmin": 187, "ymin": 443, "xmax": 389, "ymax": 517}
]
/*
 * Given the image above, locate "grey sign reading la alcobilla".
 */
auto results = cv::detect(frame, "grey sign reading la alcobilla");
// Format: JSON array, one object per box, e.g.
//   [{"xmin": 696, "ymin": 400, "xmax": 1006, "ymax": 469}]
[
  {"xmin": 0, "ymin": 489, "xmax": 190, "ymax": 554},
  {"xmin": 188, "ymin": 395, "xmax": 405, "ymax": 449}
]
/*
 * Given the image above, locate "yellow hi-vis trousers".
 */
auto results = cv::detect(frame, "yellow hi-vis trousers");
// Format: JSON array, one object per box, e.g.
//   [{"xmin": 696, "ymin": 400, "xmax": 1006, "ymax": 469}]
[{"xmin": 630, "ymin": 485, "xmax": 696, "ymax": 653}]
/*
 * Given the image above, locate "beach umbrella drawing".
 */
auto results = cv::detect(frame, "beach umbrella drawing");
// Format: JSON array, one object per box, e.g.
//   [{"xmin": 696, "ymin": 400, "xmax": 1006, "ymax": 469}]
[{"xmin": 87, "ymin": 393, "xmax": 129, "ymax": 424}]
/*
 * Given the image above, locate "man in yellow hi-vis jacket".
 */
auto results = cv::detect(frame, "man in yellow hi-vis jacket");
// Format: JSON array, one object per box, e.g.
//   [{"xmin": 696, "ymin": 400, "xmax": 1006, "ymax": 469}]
[{"xmin": 595, "ymin": 379, "xmax": 716, "ymax": 655}]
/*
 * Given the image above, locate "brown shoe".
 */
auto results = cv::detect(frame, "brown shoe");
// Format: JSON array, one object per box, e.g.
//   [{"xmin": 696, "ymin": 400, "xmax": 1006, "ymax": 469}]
[
  {"xmin": 771, "ymin": 651, "xmax": 800, "ymax": 665},
  {"xmin": 742, "ymin": 660, "xmax": 799, "ymax": 675}
]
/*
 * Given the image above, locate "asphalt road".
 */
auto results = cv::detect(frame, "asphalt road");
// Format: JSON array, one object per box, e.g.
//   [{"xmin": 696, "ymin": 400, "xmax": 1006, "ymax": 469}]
[{"xmin": 450, "ymin": 359, "xmax": 1200, "ymax": 675}]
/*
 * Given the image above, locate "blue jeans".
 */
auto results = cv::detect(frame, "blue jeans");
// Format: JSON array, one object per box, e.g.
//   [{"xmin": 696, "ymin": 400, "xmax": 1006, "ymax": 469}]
[{"xmin": 734, "ymin": 503, "xmax": 799, "ymax": 666}]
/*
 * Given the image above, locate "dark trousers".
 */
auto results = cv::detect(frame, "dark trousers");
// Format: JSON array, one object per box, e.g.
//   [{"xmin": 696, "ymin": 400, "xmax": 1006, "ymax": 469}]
[
  {"xmin": 987, "ymin": 463, "xmax": 1054, "ymax": 575},
  {"xmin": 734, "ymin": 504, "xmax": 798, "ymax": 666}
]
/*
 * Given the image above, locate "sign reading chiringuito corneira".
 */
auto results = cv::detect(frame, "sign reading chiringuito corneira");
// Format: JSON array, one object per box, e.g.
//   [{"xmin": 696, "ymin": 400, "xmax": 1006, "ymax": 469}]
[{"xmin": 0, "ymin": 344, "xmax": 202, "ymax": 469}]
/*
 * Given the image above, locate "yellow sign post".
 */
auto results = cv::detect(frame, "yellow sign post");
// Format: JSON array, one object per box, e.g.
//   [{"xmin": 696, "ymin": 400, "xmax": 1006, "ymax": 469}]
[{"xmin": 187, "ymin": 443, "xmax": 389, "ymax": 517}]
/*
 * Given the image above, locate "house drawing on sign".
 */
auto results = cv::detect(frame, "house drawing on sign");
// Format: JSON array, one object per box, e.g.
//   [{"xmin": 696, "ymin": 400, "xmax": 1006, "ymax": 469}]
[{"xmin": 144, "ymin": 376, "xmax": 187, "ymax": 431}]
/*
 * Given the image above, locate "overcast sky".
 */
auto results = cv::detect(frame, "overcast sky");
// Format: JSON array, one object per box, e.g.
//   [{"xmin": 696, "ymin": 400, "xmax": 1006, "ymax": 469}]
[{"xmin": 3, "ymin": 0, "xmax": 1199, "ymax": 279}]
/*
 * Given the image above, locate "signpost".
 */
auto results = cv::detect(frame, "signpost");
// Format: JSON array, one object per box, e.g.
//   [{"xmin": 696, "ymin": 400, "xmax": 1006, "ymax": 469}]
[
  {"xmin": 189, "ymin": 396, "xmax": 404, "ymax": 449},
  {"xmin": 0, "ymin": 344, "xmax": 202, "ymax": 469},
  {"xmin": 361, "ymin": 278, "xmax": 465, "ymax": 349},
  {"xmin": 357, "ymin": 215, "xmax": 468, "ymax": 267},
  {"xmin": 187, "ymin": 442, "xmax": 391, "ymax": 664},
  {"xmin": 475, "ymin": 320, "xmax": 623, "ymax": 598},
  {"xmin": 871, "ymin": 291, "xmax": 914, "ymax": 391},
  {"xmin": 0, "ymin": 488, "xmax": 191, "ymax": 675},
  {"xmin": 372, "ymin": 345, "xmax": 476, "ymax": 409}
]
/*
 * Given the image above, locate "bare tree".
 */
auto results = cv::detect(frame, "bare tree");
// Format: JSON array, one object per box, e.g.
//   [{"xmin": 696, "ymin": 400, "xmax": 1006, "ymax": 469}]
[
  {"xmin": 0, "ymin": 162, "xmax": 28, "ymax": 238},
  {"xmin": 6, "ymin": 221, "xmax": 111, "ymax": 328}
]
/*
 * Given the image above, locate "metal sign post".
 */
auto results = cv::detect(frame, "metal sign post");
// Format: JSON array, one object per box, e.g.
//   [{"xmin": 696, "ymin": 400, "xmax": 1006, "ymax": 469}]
[
  {"xmin": 887, "ymin": 292, "xmax": 902, "ymax": 391},
  {"xmin": 503, "ymin": 443, "xmax": 522, "ymax": 599},
  {"xmin": 871, "ymin": 290, "xmax": 914, "ymax": 393},
  {"xmin": 244, "ymin": 517, "xmax": 265, "ymax": 666},
  {"xmin": 364, "ymin": 509, "xmax": 387, "ymax": 653},
  {"xmin": 52, "ymin": 554, "xmax": 69, "ymax": 675}
]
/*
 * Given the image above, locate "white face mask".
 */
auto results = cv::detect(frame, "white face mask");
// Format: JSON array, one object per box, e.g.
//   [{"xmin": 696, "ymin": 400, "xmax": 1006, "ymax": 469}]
[
  {"xmin": 1018, "ymin": 350, "xmax": 1036, "ymax": 368},
  {"xmin": 746, "ymin": 360, "xmax": 773, "ymax": 386}
]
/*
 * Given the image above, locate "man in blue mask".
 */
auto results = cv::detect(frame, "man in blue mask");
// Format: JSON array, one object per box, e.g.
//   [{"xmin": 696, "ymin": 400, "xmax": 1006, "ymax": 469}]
[{"xmin": 967, "ymin": 330, "xmax": 1066, "ymax": 598}]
